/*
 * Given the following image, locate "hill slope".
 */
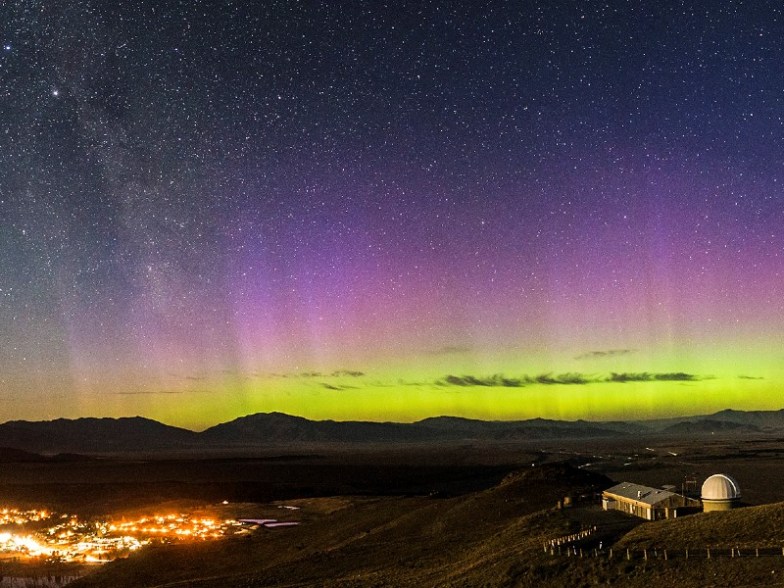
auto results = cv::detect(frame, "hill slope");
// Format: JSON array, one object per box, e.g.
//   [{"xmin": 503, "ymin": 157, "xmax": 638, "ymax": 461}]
[
  {"xmin": 616, "ymin": 501, "xmax": 784, "ymax": 550},
  {"xmin": 0, "ymin": 417, "xmax": 199, "ymax": 453},
  {"xmin": 200, "ymin": 412, "xmax": 443, "ymax": 443},
  {"xmin": 67, "ymin": 463, "xmax": 609, "ymax": 588},
  {"xmin": 66, "ymin": 471, "xmax": 784, "ymax": 588}
]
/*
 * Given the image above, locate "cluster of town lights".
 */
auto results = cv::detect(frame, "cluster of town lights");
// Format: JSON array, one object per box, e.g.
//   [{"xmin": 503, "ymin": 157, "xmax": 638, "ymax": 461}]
[{"xmin": 0, "ymin": 507, "xmax": 247, "ymax": 563}]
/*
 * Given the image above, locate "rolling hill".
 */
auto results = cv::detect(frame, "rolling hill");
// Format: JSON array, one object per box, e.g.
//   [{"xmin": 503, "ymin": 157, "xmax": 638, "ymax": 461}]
[
  {"xmin": 64, "ymin": 464, "xmax": 784, "ymax": 588},
  {"xmin": 0, "ymin": 417, "xmax": 199, "ymax": 453}
]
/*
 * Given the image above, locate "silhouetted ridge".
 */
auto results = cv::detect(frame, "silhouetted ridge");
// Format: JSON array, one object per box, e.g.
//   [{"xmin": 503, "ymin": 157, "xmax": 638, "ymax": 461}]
[
  {"xmin": 415, "ymin": 415, "xmax": 643, "ymax": 438},
  {"xmin": 661, "ymin": 419, "xmax": 760, "ymax": 435},
  {"xmin": 0, "ymin": 409, "xmax": 781, "ymax": 453},
  {"xmin": 0, "ymin": 417, "xmax": 199, "ymax": 453},
  {"xmin": 201, "ymin": 412, "xmax": 440, "ymax": 443}
]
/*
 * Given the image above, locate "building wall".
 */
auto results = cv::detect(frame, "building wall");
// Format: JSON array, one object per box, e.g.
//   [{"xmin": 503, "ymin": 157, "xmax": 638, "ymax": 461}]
[
  {"xmin": 703, "ymin": 499, "xmax": 737, "ymax": 513},
  {"xmin": 603, "ymin": 496, "xmax": 653, "ymax": 520},
  {"xmin": 602, "ymin": 492, "xmax": 696, "ymax": 520}
]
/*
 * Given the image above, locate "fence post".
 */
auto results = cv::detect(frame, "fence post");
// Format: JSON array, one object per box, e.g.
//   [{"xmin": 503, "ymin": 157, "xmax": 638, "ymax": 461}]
[
  {"xmin": 609, "ymin": 548, "xmax": 613, "ymax": 559},
  {"xmin": 707, "ymin": 548, "xmax": 710, "ymax": 559},
  {"xmin": 644, "ymin": 549, "xmax": 648, "ymax": 561},
  {"xmin": 627, "ymin": 548, "xmax": 630, "ymax": 561},
  {"xmin": 685, "ymin": 548, "xmax": 688, "ymax": 560},
  {"xmin": 756, "ymin": 548, "xmax": 759, "ymax": 557},
  {"xmin": 664, "ymin": 549, "xmax": 668, "ymax": 561}
]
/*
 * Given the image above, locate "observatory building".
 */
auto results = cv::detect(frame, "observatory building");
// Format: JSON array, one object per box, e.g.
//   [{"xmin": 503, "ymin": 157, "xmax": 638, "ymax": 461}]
[
  {"xmin": 701, "ymin": 473, "xmax": 741, "ymax": 512},
  {"xmin": 602, "ymin": 482, "xmax": 699, "ymax": 520}
]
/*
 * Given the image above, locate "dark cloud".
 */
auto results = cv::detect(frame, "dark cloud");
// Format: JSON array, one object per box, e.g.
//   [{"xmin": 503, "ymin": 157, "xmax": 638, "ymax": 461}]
[
  {"xmin": 436, "ymin": 371, "xmax": 705, "ymax": 388},
  {"xmin": 738, "ymin": 375, "xmax": 765, "ymax": 380},
  {"xmin": 534, "ymin": 373, "xmax": 591, "ymax": 385},
  {"xmin": 653, "ymin": 372, "xmax": 700, "ymax": 381},
  {"xmin": 297, "ymin": 370, "xmax": 365, "ymax": 378},
  {"xmin": 438, "ymin": 374, "xmax": 524, "ymax": 387},
  {"xmin": 575, "ymin": 349, "xmax": 635, "ymax": 360},
  {"xmin": 607, "ymin": 372, "xmax": 699, "ymax": 383},
  {"xmin": 320, "ymin": 383, "xmax": 358, "ymax": 391},
  {"xmin": 437, "ymin": 373, "xmax": 591, "ymax": 387}
]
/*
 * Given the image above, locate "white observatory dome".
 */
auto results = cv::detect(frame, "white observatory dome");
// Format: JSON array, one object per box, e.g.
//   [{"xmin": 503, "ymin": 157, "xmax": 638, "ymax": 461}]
[{"xmin": 701, "ymin": 474, "xmax": 741, "ymax": 501}]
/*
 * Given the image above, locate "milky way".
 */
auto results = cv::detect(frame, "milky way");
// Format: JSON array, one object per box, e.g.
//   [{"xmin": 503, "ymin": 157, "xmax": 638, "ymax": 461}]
[{"xmin": 1, "ymin": 1, "xmax": 783, "ymax": 428}]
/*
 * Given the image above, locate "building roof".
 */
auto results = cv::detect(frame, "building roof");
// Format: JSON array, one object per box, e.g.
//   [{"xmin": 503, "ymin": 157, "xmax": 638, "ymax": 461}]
[
  {"xmin": 701, "ymin": 473, "xmax": 741, "ymax": 501},
  {"xmin": 603, "ymin": 482, "xmax": 677, "ymax": 506}
]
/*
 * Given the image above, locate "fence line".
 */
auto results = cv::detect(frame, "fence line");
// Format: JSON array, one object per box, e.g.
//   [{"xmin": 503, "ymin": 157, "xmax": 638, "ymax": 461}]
[
  {"xmin": 543, "ymin": 542, "xmax": 784, "ymax": 561},
  {"xmin": 544, "ymin": 526, "xmax": 597, "ymax": 551}
]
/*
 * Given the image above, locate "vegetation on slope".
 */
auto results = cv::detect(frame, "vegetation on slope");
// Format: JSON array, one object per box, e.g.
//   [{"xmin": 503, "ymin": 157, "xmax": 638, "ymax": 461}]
[
  {"xmin": 617, "ymin": 501, "xmax": 784, "ymax": 550},
  {"xmin": 67, "ymin": 467, "xmax": 784, "ymax": 587}
]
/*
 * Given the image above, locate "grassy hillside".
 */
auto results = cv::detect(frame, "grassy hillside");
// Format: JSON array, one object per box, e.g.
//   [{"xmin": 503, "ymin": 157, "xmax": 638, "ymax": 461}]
[
  {"xmin": 67, "ymin": 464, "xmax": 598, "ymax": 587},
  {"xmin": 67, "ymin": 470, "xmax": 784, "ymax": 587},
  {"xmin": 67, "ymin": 500, "xmax": 564, "ymax": 587},
  {"xmin": 616, "ymin": 501, "xmax": 784, "ymax": 550}
]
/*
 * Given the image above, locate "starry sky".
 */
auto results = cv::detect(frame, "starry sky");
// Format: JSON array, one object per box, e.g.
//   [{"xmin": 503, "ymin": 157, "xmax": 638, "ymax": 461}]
[{"xmin": 1, "ymin": 1, "xmax": 783, "ymax": 429}]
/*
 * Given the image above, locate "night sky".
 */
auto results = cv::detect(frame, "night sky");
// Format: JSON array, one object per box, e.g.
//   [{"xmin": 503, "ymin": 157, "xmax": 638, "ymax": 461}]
[{"xmin": 2, "ymin": 1, "xmax": 783, "ymax": 429}]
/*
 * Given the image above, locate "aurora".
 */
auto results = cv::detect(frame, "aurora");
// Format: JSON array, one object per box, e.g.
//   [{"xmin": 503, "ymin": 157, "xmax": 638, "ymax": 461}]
[{"xmin": 1, "ymin": 1, "xmax": 783, "ymax": 429}]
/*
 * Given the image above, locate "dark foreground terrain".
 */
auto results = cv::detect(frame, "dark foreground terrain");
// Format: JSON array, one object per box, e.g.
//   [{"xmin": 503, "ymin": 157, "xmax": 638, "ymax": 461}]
[{"xmin": 1, "ymin": 434, "xmax": 784, "ymax": 586}]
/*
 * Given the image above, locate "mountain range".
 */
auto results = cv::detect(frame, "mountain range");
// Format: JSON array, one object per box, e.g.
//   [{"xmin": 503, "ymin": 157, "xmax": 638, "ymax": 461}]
[{"xmin": 0, "ymin": 408, "xmax": 782, "ymax": 454}]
